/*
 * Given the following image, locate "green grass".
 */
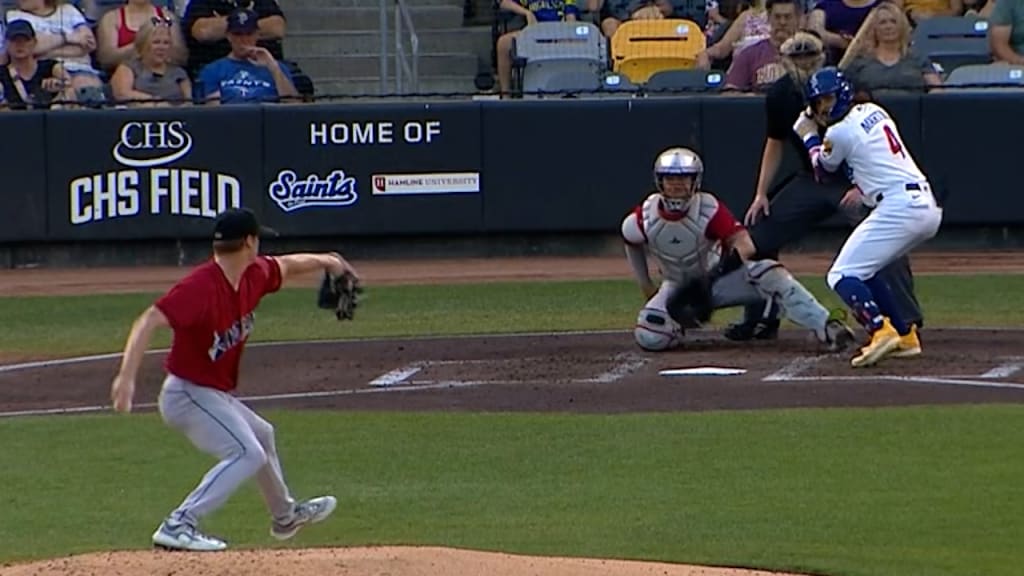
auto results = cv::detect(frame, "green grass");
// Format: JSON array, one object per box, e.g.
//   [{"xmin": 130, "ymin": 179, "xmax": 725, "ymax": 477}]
[
  {"xmin": 1, "ymin": 274, "xmax": 1023, "ymax": 358},
  {"xmin": 2, "ymin": 406, "xmax": 1023, "ymax": 575},
  {"xmin": 2, "ymin": 274, "xmax": 1023, "ymax": 575}
]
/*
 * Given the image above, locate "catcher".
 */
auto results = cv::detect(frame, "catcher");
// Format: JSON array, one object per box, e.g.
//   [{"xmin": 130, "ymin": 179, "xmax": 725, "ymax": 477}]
[
  {"xmin": 622, "ymin": 147, "xmax": 855, "ymax": 352},
  {"xmin": 110, "ymin": 207, "xmax": 359, "ymax": 552}
]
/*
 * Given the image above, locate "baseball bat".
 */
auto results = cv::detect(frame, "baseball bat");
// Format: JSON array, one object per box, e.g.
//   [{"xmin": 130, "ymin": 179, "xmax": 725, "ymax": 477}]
[{"xmin": 837, "ymin": 6, "xmax": 879, "ymax": 70}]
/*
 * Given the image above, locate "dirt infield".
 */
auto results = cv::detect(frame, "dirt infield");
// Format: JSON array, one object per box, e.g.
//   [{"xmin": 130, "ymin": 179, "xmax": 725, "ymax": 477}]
[{"xmin": 2, "ymin": 251, "xmax": 1022, "ymax": 576}]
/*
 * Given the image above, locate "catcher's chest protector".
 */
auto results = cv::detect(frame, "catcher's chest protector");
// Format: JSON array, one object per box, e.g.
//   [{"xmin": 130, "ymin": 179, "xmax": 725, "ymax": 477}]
[{"xmin": 642, "ymin": 192, "xmax": 721, "ymax": 284}]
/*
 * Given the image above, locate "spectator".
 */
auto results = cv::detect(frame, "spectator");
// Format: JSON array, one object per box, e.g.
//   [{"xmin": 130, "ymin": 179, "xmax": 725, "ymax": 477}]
[
  {"xmin": 110, "ymin": 20, "xmax": 191, "ymax": 105},
  {"xmin": 904, "ymin": 0, "xmax": 961, "ymax": 21},
  {"xmin": 989, "ymin": 0, "xmax": 1024, "ymax": 64},
  {"xmin": 4, "ymin": 0, "xmax": 103, "ymax": 90},
  {"xmin": 841, "ymin": 2, "xmax": 941, "ymax": 91},
  {"xmin": 587, "ymin": 0, "xmax": 667, "ymax": 38},
  {"xmin": 723, "ymin": 0, "xmax": 801, "ymax": 90},
  {"xmin": 0, "ymin": 19, "xmax": 76, "ymax": 109},
  {"xmin": 495, "ymin": 0, "xmax": 578, "ymax": 94},
  {"xmin": 182, "ymin": 0, "xmax": 285, "ymax": 78},
  {"xmin": 96, "ymin": 0, "xmax": 187, "ymax": 72},
  {"xmin": 962, "ymin": 0, "xmax": 993, "ymax": 16},
  {"xmin": 807, "ymin": 0, "xmax": 888, "ymax": 63},
  {"xmin": 703, "ymin": 0, "xmax": 743, "ymax": 43},
  {"xmin": 697, "ymin": 0, "xmax": 771, "ymax": 68},
  {"xmin": 196, "ymin": 8, "xmax": 296, "ymax": 104}
]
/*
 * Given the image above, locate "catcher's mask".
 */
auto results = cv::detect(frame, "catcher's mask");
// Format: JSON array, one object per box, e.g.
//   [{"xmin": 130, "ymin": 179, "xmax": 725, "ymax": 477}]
[{"xmin": 653, "ymin": 147, "xmax": 703, "ymax": 214}]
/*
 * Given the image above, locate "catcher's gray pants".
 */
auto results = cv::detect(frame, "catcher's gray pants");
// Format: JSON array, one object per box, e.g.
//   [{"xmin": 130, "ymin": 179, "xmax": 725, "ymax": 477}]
[
  {"xmin": 643, "ymin": 268, "xmax": 763, "ymax": 313},
  {"xmin": 158, "ymin": 375, "xmax": 296, "ymax": 527}
]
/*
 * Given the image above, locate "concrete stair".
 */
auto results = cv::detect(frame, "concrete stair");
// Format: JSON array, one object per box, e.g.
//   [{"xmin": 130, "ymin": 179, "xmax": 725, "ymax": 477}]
[{"xmin": 282, "ymin": 0, "xmax": 494, "ymax": 98}]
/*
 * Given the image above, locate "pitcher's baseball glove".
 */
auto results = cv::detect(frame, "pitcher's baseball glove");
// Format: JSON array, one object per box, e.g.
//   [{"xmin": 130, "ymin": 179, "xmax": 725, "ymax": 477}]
[{"xmin": 318, "ymin": 269, "xmax": 363, "ymax": 321}]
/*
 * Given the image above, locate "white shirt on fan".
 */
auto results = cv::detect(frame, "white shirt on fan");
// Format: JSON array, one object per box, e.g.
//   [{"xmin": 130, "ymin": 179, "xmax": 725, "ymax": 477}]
[{"xmin": 5, "ymin": 5, "xmax": 98, "ymax": 74}]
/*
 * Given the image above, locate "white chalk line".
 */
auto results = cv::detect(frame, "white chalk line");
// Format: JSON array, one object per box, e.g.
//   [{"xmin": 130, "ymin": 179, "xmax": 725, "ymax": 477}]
[
  {"xmin": 1, "ymin": 326, "xmax": 1019, "ymax": 375},
  {"xmin": 367, "ymin": 354, "xmax": 649, "ymax": 389},
  {"xmin": 0, "ymin": 380, "xmax": 494, "ymax": 419},
  {"xmin": 761, "ymin": 353, "xmax": 1024, "ymax": 391},
  {"xmin": 762, "ymin": 355, "xmax": 828, "ymax": 382},
  {"xmin": 1, "ymin": 352, "xmax": 652, "ymax": 419}
]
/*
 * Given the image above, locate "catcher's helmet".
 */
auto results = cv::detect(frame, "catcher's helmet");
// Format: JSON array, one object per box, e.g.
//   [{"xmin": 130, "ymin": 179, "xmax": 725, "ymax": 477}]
[
  {"xmin": 805, "ymin": 67, "xmax": 853, "ymax": 125},
  {"xmin": 653, "ymin": 147, "xmax": 704, "ymax": 213}
]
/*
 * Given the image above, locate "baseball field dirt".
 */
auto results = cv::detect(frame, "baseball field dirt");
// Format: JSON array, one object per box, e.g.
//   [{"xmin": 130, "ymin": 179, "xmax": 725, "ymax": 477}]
[{"xmin": 1, "ymin": 251, "xmax": 1022, "ymax": 576}]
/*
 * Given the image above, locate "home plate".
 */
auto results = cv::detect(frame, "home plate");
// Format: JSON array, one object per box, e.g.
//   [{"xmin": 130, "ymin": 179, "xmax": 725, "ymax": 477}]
[{"xmin": 660, "ymin": 367, "xmax": 748, "ymax": 376}]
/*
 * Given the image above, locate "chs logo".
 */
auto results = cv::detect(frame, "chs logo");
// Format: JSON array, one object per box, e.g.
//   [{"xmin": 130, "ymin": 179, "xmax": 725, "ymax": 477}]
[
  {"xmin": 112, "ymin": 121, "xmax": 193, "ymax": 168},
  {"xmin": 268, "ymin": 169, "xmax": 358, "ymax": 213}
]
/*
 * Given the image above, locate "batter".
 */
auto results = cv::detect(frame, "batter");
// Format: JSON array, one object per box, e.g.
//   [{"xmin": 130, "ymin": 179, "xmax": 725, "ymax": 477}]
[
  {"xmin": 794, "ymin": 66, "xmax": 943, "ymax": 367},
  {"xmin": 110, "ymin": 207, "xmax": 357, "ymax": 551}
]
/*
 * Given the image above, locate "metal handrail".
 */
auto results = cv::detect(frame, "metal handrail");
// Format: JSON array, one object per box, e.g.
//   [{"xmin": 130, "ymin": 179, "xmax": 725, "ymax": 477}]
[{"xmin": 394, "ymin": 0, "xmax": 420, "ymax": 94}]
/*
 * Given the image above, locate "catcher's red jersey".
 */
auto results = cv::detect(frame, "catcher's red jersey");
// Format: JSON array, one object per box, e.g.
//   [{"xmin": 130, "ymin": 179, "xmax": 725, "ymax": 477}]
[{"xmin": 155, "ymin": 256, "xmax": 282, "ymax": 392}]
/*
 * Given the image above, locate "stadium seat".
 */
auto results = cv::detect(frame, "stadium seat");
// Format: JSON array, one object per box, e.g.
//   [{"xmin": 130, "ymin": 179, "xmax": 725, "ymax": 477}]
[
  {"xmin": 610, "ymin": 19, "xmax": 705, "ymax": 84},
  {"xmin": 910, "ymin": 16, "xmax": 993, "ymax": 74},
  {"xmin": 586, "ymin": 72, "xmax": 642, "ymax": 98},
  {"xmin": 644, "ymin": 68, "xmax": 724, "ymax": 94},
  {"xmin": 511, "ymin": 22, "xmax": 607, "ymax": 96},
  {"xmin": 943, "ymin": 63, "xmax": 1024, "ymax": 90},
  {"xmin": 542, "ymin": 69, "xmax": 603, "ymax": 96}
]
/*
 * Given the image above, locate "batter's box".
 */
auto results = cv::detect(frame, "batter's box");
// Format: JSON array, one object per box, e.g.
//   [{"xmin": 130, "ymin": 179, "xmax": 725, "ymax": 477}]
[{"xmin": 369, "ymin": 353, "xmax": 648, "ymax": 388}]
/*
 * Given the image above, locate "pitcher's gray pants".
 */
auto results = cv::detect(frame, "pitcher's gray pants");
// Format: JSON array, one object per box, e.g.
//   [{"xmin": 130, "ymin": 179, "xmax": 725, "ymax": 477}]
[{"xmin": 158, "ymin": 375, "xmax": 296, "ymax": 527}]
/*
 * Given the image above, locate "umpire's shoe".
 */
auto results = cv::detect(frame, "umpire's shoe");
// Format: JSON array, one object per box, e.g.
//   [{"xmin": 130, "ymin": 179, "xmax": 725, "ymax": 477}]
[{"xmin": 724, "ymin": 318, "xmax": 780, "ymax": 341}]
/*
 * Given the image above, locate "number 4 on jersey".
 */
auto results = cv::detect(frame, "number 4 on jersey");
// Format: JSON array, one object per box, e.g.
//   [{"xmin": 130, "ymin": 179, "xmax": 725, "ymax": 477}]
[{"xmin": 883, "ymin": 125, "xmax": 906, "ymax": 158}]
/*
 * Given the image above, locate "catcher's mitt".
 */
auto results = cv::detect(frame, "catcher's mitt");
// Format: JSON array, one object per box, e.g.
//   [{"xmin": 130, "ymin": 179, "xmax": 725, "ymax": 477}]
[
  {"xmin": 665, "ymin": 276, "xmax": 714, "ymax": 329},
  {"xmin": 317, "ymin": 269, "xmax": 363, "ymax": 321}
]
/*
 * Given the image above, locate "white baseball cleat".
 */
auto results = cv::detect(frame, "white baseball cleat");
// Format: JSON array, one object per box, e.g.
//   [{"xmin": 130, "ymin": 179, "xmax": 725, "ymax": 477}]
[
  {"xmin": 152, "ymin": 520, "xmax": 228, "ymax": 552},
  {"xmin": 271, "ymin": 496, "xmax": 338, "ymax": 541}
]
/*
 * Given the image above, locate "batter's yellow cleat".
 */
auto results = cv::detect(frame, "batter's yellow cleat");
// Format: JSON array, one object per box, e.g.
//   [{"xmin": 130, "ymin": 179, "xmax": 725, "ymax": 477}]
[
  {"xmin": 889, "ymin": 324, "xmax": 922, "ymax": 358},
  {"xmin": 851, "ymin": 318, "xmax": 901, "ymax": 368}
]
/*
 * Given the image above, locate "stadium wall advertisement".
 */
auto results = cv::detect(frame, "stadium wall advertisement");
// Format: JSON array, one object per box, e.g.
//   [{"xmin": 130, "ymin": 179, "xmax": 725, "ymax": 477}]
[{"xmin": 1, "ymin": 92, "xmax": 1020, "ymax": 243}]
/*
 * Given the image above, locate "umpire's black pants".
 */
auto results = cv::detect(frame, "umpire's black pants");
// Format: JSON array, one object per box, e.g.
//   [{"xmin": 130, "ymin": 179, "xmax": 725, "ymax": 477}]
[{"xmin": 745, "ymin": 173, "xmax": 924, "ymax": 327}]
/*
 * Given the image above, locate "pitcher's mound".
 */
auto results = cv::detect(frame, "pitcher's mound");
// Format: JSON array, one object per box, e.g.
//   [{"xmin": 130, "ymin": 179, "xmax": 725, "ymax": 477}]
[{"xmin": 0, "ymin": 546, "xmax": 811, "ymax": 576}]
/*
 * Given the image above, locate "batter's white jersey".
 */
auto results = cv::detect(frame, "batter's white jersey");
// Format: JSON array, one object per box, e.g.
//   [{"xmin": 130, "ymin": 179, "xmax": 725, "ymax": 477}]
[{"xmin": 819, "ymin": 103, "xmax": 928, "ymax": 203}]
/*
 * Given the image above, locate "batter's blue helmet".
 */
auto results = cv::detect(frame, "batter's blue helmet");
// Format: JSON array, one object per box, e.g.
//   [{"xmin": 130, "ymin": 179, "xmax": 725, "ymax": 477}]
[{"xmin": 805, "ymin": 67, "xmax": 853, "ymax": 124}]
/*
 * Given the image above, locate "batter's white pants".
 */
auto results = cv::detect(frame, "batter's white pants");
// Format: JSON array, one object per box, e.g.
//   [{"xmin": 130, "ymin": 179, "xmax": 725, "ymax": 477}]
[
  {"xmin": 158, "ymin": 375, "xmax": 296, "ymax": 528},
  {"xmin": 827, "ymin": 184, "xmax": 943, "ymax": 289}
]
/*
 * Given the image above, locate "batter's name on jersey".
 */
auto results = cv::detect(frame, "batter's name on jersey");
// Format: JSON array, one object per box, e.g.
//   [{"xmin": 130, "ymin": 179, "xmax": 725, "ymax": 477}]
[
  {"xmin": 69, "ymin": 120, "xmax": 242, "ymax": 225},
  {"xmin": 209, "ymin": 312, "xmax": 255, "ymax": 362},
  {"xmin": 309, "ymin": 121, "xmax": 441, "ymax": 146},
  {"xmin": 268, "ymin": 169, "xmax": 359, "ymax": 212}
]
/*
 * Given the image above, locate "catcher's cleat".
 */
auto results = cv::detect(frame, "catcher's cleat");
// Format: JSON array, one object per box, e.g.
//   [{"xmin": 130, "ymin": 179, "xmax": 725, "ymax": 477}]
[
  {"xmin": 851, "ymin": 317, "xmax": 901, "ymax": 368},
  {"xmin": 889, "ymin": 324, "xmax": 922, "ymax": 358},
  {"xmin": 824, "ymin": 316, "xmax": 856, "ymax": 352},
  {"xmin": 724, "ymin": 318, "xmax": 780, "ymax": 341}
]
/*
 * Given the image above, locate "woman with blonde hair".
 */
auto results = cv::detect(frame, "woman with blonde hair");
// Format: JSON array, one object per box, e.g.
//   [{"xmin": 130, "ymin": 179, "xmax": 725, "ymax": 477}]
[
  {"xmin": 840, "ymin": 1, "xmax": 941, "ymax": 91},
  {"xmin": 96, "ymin": 0, "xmax": 187, "ymax": 72},
  {"xmin": 109, "ymin": 19, "xmax": 190, "ymax": 106}
]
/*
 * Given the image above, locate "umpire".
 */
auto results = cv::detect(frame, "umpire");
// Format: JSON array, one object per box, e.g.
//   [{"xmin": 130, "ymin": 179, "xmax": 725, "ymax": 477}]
[{"xmin": 725, "ymin": 30, "xmax": 924, "ymax": 341}]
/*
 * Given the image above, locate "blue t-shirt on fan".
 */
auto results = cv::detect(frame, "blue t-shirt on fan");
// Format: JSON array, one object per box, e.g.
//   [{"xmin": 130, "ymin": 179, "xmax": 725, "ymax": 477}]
[{"xmin": 197, "ymin": 58, "xmax": 293, "ymax": 104}]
